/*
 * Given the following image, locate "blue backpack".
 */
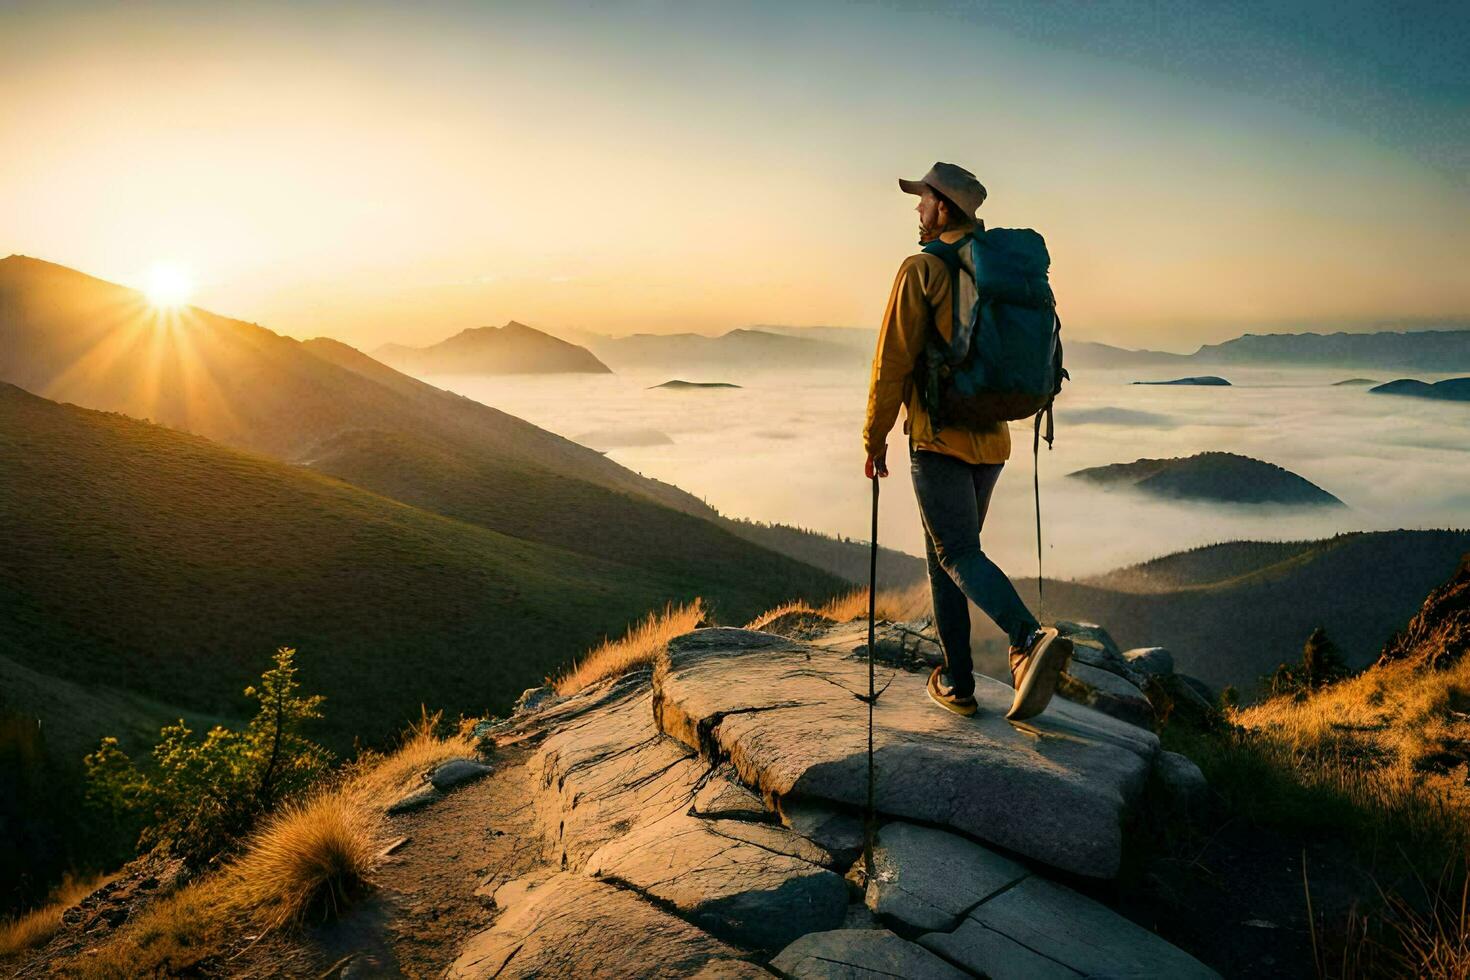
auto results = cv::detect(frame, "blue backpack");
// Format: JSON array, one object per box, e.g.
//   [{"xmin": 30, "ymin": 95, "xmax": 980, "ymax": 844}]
[{"xmin": 913, "ymin": 226, "xmax": 1068, "ymax": 446}]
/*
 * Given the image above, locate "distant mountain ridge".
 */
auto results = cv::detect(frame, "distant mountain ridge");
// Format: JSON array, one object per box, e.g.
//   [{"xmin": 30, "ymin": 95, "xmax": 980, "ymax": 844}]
[
  {"xmin": 538, "ymin": 322, "xmax": 1466, "ymax": 373},
  {"xmin": 1194, "ymin": 330, "xmax": 1470, "ymax": 369},
  {"xmin": 374, "ymin": 321, "xmax": 611, "ymax": 375},
  {"xmin": 1070, "ymin": 330, "xmax": 1470, "ymax": 371},
  {"xmin": 1068, "ymin": 451, "xmax": 1345, "ymax": 508},
  {"xmin": 550, "ymin": 326, "xmax": 868, "ymax": 372}
]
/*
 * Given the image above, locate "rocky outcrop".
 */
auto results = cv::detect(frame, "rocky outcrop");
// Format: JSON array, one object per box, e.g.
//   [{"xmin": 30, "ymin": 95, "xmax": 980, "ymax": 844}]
[
  {"xmin": 1053, "ymin": 623, "xmax": 1222, "ymax": 733},
  {"xmin": 445, "ymin": 623, "xmax": 1219, "ymax": 977},
  {"xmin": 1124, "ymin": 646, "xmax": 1175, "ymax": 678},
  {"xmin": 1378, "ymin": 553, "xmax": 1470, "ymax": 670},
  {"xmin": 1156, "ymin": 750, "xmax": 1210, "ymax": 810}
]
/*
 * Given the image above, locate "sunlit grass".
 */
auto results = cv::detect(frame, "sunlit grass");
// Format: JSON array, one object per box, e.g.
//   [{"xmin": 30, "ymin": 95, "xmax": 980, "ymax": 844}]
[
  {"xmin": 347, "ymin": 708, "xmax": 476, "ymax": 806},
  {"xmin": 745, "ymin": 581, "xmax": 929, "ymax": 631},
  {"xmin": 0, "ymin": 873, "xmax": 115, "ymax": 960},
  {"xmin": 1171, "ymin": 657, "xmax": 1470, "ymax": 976},
  {"xmin": 48, "ymin": 713, "xmax": 479, "ymax": 977},
  {"xmin": 554, "ymin": 598, "xmax": 706, "ymax": 696}
]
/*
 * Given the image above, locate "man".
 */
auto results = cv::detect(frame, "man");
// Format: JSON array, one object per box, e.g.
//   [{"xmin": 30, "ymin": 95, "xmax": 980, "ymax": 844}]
[{"xmin": 863, "ymin": 161, "xmax": 1071, "ymax": 720}]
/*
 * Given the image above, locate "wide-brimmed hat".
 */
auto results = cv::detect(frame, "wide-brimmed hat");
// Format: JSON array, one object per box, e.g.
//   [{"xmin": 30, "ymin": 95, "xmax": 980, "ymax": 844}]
[{"xmin": 898, "ymin": 162, "xmax": 987, "ymax": 220}]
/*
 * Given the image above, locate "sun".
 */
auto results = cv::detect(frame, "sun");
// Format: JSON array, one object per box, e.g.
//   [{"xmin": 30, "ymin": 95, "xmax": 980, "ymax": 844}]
[{"xmin": 145, "ymin": 262, "xmax": 194, "ymax": 309}]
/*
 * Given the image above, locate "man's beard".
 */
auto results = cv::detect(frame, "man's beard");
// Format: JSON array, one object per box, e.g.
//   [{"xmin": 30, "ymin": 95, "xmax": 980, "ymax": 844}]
[{"xmin": 917, "ymin": 216, "xmax": 942, "ymax": 244}]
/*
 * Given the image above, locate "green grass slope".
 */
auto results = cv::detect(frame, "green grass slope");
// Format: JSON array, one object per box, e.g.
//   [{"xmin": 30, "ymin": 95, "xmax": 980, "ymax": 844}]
[
  {"xmin": 0, "ymin": 384, "xmax": 844, "ymax": 743},
  {"xmin": 0, "ymin": 256, "xmax": 848, "ymax": 602}
]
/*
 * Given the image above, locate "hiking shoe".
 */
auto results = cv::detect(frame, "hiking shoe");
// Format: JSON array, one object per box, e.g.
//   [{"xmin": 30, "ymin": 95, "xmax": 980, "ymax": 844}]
[
  {"xmin": 1006, "ymin": 627, "xmax": 1072, "ymax": 721},
  {"xmin": 927, "ymin": 665, "xmax": 978, "ymax": 717}
]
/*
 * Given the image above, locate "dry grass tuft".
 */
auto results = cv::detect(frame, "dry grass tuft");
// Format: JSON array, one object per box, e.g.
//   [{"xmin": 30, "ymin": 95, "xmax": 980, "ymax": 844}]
[
  {"xmin": 348, "ymin": 708, "xmax": 474, "ymax": 806},
  {"xmin": 227, "ymin": 791, "xmax": 379, "ymax": 929},
  {"xmin": 554, "ymin": 598, "xmax": 706, "ymax": 695},
  {"xmin": 746, "ymin": 581, "xmax": 930, "ymax": 631},
  {"xmin": 0, "ymin": 873, "xmax": 114, "ymax": 960}
]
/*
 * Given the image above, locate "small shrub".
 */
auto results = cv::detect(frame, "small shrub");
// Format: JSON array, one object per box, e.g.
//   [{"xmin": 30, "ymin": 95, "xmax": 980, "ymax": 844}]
[{"xmin": 84, "ymin": 648, "xmax": 332, "ymax": 868}]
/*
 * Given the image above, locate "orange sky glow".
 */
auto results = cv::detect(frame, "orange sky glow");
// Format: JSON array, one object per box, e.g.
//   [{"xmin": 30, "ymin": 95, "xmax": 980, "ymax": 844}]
[{"xmin": 2, "ymin": 2, "xmax": 1466, "ymax": 353}]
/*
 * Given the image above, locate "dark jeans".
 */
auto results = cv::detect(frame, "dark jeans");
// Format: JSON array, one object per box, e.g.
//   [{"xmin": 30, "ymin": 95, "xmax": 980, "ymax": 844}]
[{"xmin": 910, "ymin": 446, "xmax": 1041, "ymax": 698}]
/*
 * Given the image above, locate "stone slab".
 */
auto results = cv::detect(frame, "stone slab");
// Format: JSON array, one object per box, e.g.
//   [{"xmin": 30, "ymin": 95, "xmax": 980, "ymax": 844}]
[
  {"xmin": 934, "ymin": 875, "xmax": 1223, "ymax": 975},
  {"xmin": 865, "ymin": 822, "xmax": 1027, "ymax": 931},
  {"xmin": 1123, "ymin": 646, "xmax": 1175, "ymax": 678},
  {"xmin": 586, "ymin": 811, "xmax": 846, "ymax": 951},
  {"xmin": 655, "ymin": 629, "xmax": 1160, "ymax": 878},
  {"xmin": 429, "ymin": 758, "xmax": 492, "ymax": 790},
  {"xmin": 920, "ymin": 920, "xmax": 1082, "ymax": 979},
  {"xmin": 449, "ymin": 872, "xmax": 758, "ymax": 979},
  {"xmin": 771, "ymin": 928, "xmax": 969, "ymax": 979},
  {"xmin": 1057, "ymin": 661, "xmax": 1156, "ymax": 729}
]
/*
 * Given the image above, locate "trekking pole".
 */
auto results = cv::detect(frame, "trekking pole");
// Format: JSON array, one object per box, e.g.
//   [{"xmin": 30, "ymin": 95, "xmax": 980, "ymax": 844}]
[
  {"xmin": 1033, "ymin": 410, "xmax": 1045, "ymax": 620},
  {"xmin": 864, "ymin": 471, "xmax": 879, "ymax": 880}
]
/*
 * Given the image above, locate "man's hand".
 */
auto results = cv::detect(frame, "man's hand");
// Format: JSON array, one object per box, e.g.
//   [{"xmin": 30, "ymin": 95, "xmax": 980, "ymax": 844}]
[{"xmin": 864, "ymin": 450, "xmax": 889, "ymax": 479}]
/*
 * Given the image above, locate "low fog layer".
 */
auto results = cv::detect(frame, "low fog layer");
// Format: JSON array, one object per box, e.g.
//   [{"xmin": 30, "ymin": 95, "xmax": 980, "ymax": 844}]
[{"xmin": 433, "ymin": 365, "xmax": 1470, "ymax": 580}]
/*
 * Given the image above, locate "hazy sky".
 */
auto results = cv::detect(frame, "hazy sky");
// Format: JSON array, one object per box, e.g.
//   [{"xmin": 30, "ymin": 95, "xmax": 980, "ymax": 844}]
[{"xmin": 3, "ymin": 0, "xmax": 1467, "ymax": 351}]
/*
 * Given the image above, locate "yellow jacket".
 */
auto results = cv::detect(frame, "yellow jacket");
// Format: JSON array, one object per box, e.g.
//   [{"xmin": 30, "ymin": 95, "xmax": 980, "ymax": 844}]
[{"xmin": 863, "ymin": 236, "xmax": 1011, "ymax": 465}]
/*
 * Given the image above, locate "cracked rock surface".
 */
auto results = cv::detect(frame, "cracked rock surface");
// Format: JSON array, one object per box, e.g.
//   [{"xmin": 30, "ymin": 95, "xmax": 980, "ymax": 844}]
[
  {"xmin": 586, "ymin": 810, "xmax": 846, "ymax": 950},
  {"xmin": 864, "ymin": 822, "xmax": 1027, "ymax": 931},
  {"xmin": 919, "ymin": 875, "xmax": 1219, "ymax": 979},
  {"xmin": 771, "ymin": 928, "xmax": 969, "ymax": 979},
  {"xmin": 654, "ymin": 628, "xmax": 1160, "ymax": 877},
  {"xmin": 447, "ymin": 872, "xmax": 769, "ymax": 978}
]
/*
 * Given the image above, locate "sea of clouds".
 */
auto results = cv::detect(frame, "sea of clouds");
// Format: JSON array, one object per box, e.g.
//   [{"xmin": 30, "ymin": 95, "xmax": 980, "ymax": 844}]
[{"xmin": 434, "ymin": 364, "xmax": 1469, "ymax": 581}]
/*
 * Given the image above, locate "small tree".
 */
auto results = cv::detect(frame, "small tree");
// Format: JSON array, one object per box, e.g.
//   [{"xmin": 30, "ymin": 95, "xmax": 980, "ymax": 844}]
[
  {"xmin": 85, "ymin": 648, "xmax": 331, "ymax": 868},
  {"xmin": 1265, "ymin": 627, "xmax": 1352, "ymax": 696},
  {"xmin": 1301, "ymin": 627, "xmax": 1348, "ymax": 685}
]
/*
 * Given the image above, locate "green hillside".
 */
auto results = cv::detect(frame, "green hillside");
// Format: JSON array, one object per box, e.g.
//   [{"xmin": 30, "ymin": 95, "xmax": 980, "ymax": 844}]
[
  {"xmin": 0, "ymin": 383, "xmax": 844, "ymax": 742},
  {"xmin": 1068, "ymin": 452, "xmax": 1345, "ymax": 507},
  {"xmin": 983, "ymin": 530, "xmax": 1470, "ymax": 692},
  {"xmin": 0, "ymin": 257, "xmax": 860, "ymax": 597}
]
